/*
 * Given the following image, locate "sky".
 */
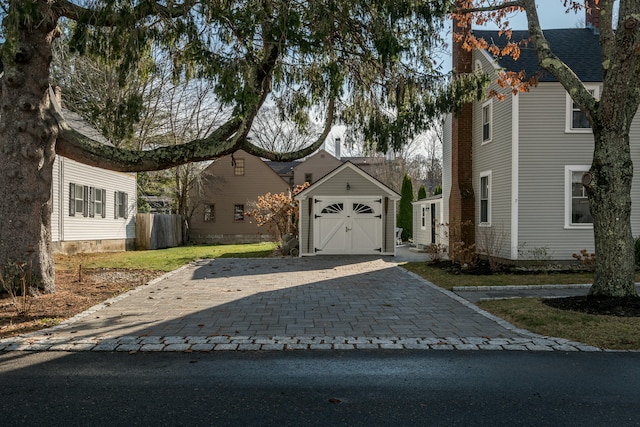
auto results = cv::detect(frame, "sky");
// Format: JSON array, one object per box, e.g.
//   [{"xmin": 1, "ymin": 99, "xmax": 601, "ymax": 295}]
[{"xmin": 482, "ymin": 1, "xmax": 585, "ymax": 31}]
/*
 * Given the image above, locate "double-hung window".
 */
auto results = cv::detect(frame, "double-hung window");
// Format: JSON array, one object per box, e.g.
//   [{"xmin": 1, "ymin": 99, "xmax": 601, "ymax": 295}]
[
  {"xmin": 479, "ymin": 171, "xmax": 491, "ymax": 225},
  {"xmin": 566, "ymin": 86, "xmax": 599, "ymax": 132},
  {"xmin": 565, "ymin": 166, "xmax": 592, "ymax": 227},
  {"xmin": 115, "ymin": 191, "xmax": 128, "ymax": 219},
  {"xmin": 69, "ymin": 184, "xmax": 106, "ymax": 218},
  {"xmin": 234, "ymin": 158, "xmax": 245, "ymax": 176},
  {"xmin": 481, "ymin": 100, "xmax": 492, "ymax": 143},
  {"xmin": 69, "ymin": 183, "xmax": 86, "ymax": 217},
  {"xmin": 204, "ymin": 204, "xmax": 215, "ymax": 222},
  {"xmin": 234, "ymin": 204, "xmax": 245, "ymax": 221}
]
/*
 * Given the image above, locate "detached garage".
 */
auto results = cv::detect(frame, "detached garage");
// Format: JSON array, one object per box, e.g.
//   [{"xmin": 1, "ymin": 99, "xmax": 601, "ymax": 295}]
[{"xmin": 295, "ymin": 162, "xmax": 400, "ymax": 256}]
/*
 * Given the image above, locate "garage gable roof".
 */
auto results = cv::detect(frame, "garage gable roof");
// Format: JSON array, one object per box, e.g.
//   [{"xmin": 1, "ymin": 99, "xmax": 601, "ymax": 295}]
[{"xmin": 294, "ymin": 161, "xmax": 400, "ymax": 200}]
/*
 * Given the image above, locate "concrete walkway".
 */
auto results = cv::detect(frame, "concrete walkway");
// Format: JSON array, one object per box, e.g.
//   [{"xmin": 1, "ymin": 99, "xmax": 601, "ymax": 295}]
[{"xmin": 0, "ymin": 248, "xmax": 599, "ymax": 352}]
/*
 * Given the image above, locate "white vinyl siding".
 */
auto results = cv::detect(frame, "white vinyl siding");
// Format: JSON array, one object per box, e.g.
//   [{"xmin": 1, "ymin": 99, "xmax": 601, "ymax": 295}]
[{"xmin": 53, "ymin": 156, "xmax": 136, "ymax": 243}]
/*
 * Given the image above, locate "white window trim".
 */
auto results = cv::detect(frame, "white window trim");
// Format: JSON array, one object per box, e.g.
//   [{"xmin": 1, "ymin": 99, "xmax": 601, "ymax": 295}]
[
  {"xmin": 481, "ymin": 99, "xmax": 493, "ymax": 144},
  {"xmin": 564, "ymin": 165, "xmax": 593, "ymax": 229},
  {"xmin": 474, "ymin": 59, "xmax": 483, "ymax": 72},
  {"xmin": 479, "ymin": 170, "xmax": 492, "ymax": 226},
  {"xmin": 421, "ymin": 205, "xmax": 427, "ymax": 230},
  {"xmin": 565, "ymin": 85, "xmax": 599, "ymax": 133}
]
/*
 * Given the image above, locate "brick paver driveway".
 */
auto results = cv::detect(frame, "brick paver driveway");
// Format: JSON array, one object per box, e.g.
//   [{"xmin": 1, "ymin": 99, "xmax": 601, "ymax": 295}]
[{"xmin": 0, "ymin": 256, "xmax": 596, "ymax": 352}]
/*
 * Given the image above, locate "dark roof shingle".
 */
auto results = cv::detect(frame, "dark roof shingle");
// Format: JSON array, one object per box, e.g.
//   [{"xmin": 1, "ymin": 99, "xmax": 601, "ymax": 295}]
[{"xmin": 473, "ymin": 28, "xmax": 603, "ymax": 82}]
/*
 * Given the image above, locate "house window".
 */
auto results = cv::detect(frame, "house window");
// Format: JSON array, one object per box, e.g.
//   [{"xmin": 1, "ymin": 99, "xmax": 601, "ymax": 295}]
[
  {"xmin": 204, "ymin": 204, "xmax": 215, "ymax": 222},
  {"xmin": 115, "ymin": 191, "xmax": 128, "ymax": 219},
  {"xmin": 91, "ymin": 187, "xmax": 106, "ymax": 218},
  {"xmin": 69, "ymin": 183, "xmax": 87, "ymax": 217},
  {"xmin": 565, "ymin": 166, "xmax": 593, "ymax": 227},
  {"xmin": 304, "ymin": 173, "xmax": 313, "ymax": 184},
  {"xmin": 234, "ymin": 204, "xmax": 245, "ymax": 221},
  {"xmin": 481, "ymin": 100, "xmax": 492, "ymax": 143},
  {"xmin": 480, "ymin": 171, "xmax": 491, "ymax": 225},
  {"xmin": 421, "ymin": 205, "xmax": 427, "ymax": 230},
  {"xmin": 566, "ymin": 86, "xmax": 599, "ymax": 132},
  {"xmin": 321, "ymin": 203, "xmax": 344, "ymax": 214},
  {"xmin": 234, "ymin": 158, "xmax": 245, "ymax": 176}
]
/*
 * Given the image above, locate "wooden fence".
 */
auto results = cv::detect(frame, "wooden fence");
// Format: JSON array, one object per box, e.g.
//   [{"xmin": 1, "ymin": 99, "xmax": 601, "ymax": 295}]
[{"xmin": 136, "ymin": 213, "xmax": 184, "ymax": 250}]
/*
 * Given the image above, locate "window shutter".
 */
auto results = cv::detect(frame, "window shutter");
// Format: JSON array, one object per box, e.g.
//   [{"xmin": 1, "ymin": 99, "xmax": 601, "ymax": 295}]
[
  {"xmin": 102, "ymin": 189, "xmax": 107, "ymax": 218},
  {"xmin": 83, "ymin": 186, "xmax": 89, "ymax": 217},
  {"xmin": 124, "ymin": 193, "xmax": 129, "ymax": 219},
  {"xmin": 114, "ymin": 191, "xmax": 118, "ymax": 219},
  {"xmin": 89, "ymin": 187, "xmax": 95, "ymax": 218},
  {"xmin": 69, "ymin": 183, "xmax": 75, "ymax": 216}
]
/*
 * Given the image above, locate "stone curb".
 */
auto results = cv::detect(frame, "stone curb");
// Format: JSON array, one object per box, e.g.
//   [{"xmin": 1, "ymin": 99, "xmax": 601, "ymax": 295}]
[
  {"xmin": 0, "ymin": 335, "xmax": 607, "ymax": 353},
  {"xmin": 452, "ymin": 284, "xmax": 593, "ymax": 292}
]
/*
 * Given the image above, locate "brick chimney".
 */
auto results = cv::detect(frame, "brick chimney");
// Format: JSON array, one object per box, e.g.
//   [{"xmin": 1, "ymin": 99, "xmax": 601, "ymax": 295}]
[
  {"xmin": 449, "ymin": 5, "xmax": 476, "ymax": 255},
  {"xmin": 585, "ymin": 0, "xmax": 600, "ymax": 33}
]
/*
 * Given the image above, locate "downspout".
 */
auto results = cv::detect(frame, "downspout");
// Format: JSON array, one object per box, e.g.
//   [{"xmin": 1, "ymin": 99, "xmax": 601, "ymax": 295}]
[
  {"xmin": 384, "ymin": 197, "xmax": 389, "ymax": 253},
  {"xmin": 308, "ymin": 197, "xmax": 313, "ymax": 254}
]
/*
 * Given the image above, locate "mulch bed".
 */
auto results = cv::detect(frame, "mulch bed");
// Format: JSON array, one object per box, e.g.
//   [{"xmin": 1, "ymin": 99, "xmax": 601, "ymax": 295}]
[
  {"xmin": 1, "ymin": 268, "xmax": 162, "ymax": 338},
  {"xmin": 543, "ymin": 296, "xmax": 640, "ymax": 317},
  {"xmin": 431, "ymin": 260, "xmax": 640, "ymax": 317}
]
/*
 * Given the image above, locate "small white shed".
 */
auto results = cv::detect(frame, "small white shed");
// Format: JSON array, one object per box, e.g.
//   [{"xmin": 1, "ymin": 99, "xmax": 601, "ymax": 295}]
[
  {"xmin": 412, "ymin": 195, "xmax": 444, "ymax": 249},
  {"xmin": 295, "ymin": 162, "xmax": 400, "ymax": 256}
]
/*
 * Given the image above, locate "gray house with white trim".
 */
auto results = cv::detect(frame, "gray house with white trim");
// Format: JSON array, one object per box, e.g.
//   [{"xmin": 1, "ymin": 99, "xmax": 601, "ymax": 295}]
[{"xmin": 444, "ymin": 17, "xmax": 640, "ymax": 261}]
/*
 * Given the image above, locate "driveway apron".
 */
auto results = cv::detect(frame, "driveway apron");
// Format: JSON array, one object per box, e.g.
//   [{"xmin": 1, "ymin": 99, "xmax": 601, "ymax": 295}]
[{"xmin": 1, "ymin": 254, "xmax": 597, "ymax": 352}]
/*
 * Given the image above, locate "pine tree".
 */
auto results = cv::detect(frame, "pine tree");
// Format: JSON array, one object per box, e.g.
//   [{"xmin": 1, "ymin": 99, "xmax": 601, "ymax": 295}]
[
  {"xmin": 417, "ymin": 184, "xmax": 427, "ymax": 200},
  {"xmin": 398, "ymin": 174, "xmax": 414, "ymax": 242}
]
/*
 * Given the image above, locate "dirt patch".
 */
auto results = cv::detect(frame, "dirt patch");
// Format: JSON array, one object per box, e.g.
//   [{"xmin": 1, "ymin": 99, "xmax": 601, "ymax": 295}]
[
  {"xmin": 543, "ymin": 296, "xmax": 640, "ymax": 317},
  {"xmin": 0, "ymin": 268, "xmax": 163, "ymax": 338}
]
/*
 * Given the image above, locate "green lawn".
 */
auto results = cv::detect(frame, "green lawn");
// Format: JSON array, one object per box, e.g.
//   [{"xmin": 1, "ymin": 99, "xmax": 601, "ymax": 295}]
[
  {"xmin": 477, "ymin": 298, "xmax": 640, "ymax": 350},
  {"xmin": 55, "ymin": 242, "xmax": 278, "ymax": 272},
  {"xmin": 402, "ymin": 262, "xmax": 640, "ymax": 350}
]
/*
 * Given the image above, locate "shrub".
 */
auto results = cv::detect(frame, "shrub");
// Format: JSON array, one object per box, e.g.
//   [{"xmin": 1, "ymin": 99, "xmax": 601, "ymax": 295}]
[
  {"xmin": 572, "ymin": 249, "xmax": 596, "ymax": 272},
  {"xmin": 0, "ymin": 261, "xmax": 37, "ymax": 316},
  {"xmin": 635, "ymin": 236, "xmax": 640, "ymax": 267}
]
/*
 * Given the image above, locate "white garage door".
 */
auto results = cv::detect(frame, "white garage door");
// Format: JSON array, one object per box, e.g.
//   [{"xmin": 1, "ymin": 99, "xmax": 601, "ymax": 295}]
[{"xmin": 313, "ymin": 197, "xmax": 383, "ymax": 254}]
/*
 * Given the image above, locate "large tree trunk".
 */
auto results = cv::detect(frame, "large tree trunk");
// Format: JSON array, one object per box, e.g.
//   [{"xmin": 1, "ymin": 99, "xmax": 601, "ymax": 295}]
[
  {"xmin": 587, "ymin": 126, "xmax": 637, "ymax": 297},
  {"xmin": 0, "ymin": 2, "xmax": 59, "ymax": 292}
]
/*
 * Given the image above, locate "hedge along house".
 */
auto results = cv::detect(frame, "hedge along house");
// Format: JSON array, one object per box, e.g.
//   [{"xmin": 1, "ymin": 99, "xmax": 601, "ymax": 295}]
[{"xmin": 295, "ymin": 162, "xmax": 400, "ymax": 256}]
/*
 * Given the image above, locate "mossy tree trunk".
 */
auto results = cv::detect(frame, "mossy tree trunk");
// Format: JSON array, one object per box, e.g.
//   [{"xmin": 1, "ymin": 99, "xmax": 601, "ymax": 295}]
[
  {"xmin": 0, "ymin": 1, "xmax": 60, "ymax": 292},
  {"xmin": 586, "ymin": 110, "xmax": 637, "ymax": 297}
]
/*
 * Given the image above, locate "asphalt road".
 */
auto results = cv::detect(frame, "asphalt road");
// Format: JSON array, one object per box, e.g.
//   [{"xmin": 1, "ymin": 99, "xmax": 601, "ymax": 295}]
[{"xmin": 1, "ymin": 350, "xmax": 639, "ymax": 426}]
